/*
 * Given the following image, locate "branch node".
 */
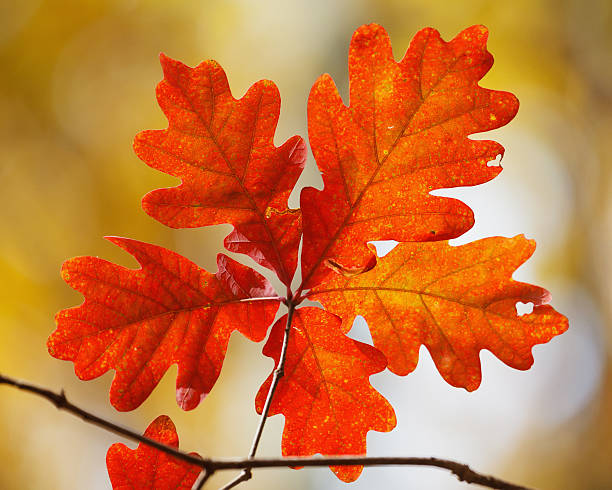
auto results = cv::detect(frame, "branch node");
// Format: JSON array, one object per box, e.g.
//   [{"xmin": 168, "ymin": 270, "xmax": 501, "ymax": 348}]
[
  {"xmin": 1, "ymin": 375, "xmax": 534, "ymax": 490},
  {"xmin": 455, "ymin": 463, "xmax": 471, "ymax": 481},
  {"xmin": 56, "ymin": 389, "xmax": 68, "ymax": 409},
  {"xmin": 218, "ymin": 468, "xmax": 252, "ymax": 490}
]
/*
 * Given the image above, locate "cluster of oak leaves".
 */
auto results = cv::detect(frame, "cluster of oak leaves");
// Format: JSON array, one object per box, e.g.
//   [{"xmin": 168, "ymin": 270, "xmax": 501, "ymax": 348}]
[{"xmin": 47, "ymin": 23, "xmax": 568, "ymax": 487}]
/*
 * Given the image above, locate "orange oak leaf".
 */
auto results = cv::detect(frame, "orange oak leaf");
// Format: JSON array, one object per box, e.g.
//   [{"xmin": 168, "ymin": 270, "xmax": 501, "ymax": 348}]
[
  {"xmin": 47, "ymin": 237, "xmax": 280, "ymax": 411},
  {"xmin": 135, "ymin": 54, "xmax": 306, "ymax": 286},
  {"xmin": 299, "ymin": 24, "xmax": 519, "ymax": 289},
  {"xmin": 255, "ymin": 307, "xmax": 396, "ymax": 482},
  {"xmin": 106, "ymin": 415, "xmax": 201, "ymax": 489},
  {"xmin": 309, "ymin": 236, "xmax": 568, "ymax": 390},
  {"xmin": 46, "ymin": 22, "xmax": 571, "ymax": 488}
]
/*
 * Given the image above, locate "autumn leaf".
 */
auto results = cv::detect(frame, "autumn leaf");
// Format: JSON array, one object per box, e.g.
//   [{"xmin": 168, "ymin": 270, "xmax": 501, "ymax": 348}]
[
  {"xmin": 107, "ymin": 415, "xmax": 201, "ymax": 489},
  {"xmin": 299, "ymin": 24, "xmax": 519, "ymax": 289},
  {"xmin": 46, "ymin": 22, "xmax": 569, "ymax": 487},
  {"xmin": 255, "ymin": 307, "xmax": 396, "ymax": 481},
  {"xmin": 309, "ymin": 236, "xmax": 568, "ymax": 390},
  {"xmin": 134, "ymin": 54, "xmax": 306, "ymax": 287},
  {"xmin": 48, "ymin": 237, "xmax": 280, "ymax": 411}
]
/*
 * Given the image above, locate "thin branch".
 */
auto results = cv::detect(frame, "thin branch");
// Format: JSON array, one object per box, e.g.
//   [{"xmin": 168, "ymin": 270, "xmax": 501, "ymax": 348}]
[
  {"xmin": 211, "ymin": 456, "xmax": 531, "ymax": 490},
  {"xmin": 249, "ymin": 300, "xmax": 296, "ymax": 457},
  {"xmin": 191, "ymin": 469, "xmax": 213, "ymax": 489},
  {"xmin": 218, "ymin": 470, "xmax": 251, "ymax": 490},
  {"xmin": 0, "ymin": 373, "xmax": 533, "ymax": 490},
  {"xmin": 0, "ymin": 373, "xmax": 208, "ymax": 469},
  {"xmin": 214, "ymin": 300, "xmax": 297, "ymax": 490}
]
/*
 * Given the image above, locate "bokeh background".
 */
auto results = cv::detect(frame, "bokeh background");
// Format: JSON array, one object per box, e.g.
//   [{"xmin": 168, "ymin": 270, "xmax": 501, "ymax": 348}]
[{"xmin": 1, "ymin": 0, "xmax": 610, "ymax": 488}]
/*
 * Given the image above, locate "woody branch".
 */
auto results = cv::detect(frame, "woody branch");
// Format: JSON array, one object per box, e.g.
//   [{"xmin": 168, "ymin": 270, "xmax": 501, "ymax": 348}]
[{"xmin": 0, "ymin": 373, "xmax": 530, "ymax": 490}]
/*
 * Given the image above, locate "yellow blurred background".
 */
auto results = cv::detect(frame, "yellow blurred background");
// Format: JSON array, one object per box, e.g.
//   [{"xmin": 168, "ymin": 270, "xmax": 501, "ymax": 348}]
[{"xmin": 1, "ymin": 0, "xmax": 610, "ymax": 488}]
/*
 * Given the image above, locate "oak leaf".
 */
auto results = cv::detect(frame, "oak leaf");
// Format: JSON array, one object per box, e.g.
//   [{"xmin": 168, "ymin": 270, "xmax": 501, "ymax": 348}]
[
  {"xmin": 106, "ymin": 415, "xmax": 201, "ymax": 489},
  {"xmin": 309, "ymin": 236, "xmax": 569, "ymax": 390},
  {"xmin": 135, "ymin": 54, "xmax": 306, "ymax": 287},
  {"xmin": 299, "ymin": 24, "xmax": 519, "ymax": 289},
  {"xmin": 48, "ymin": 237, "xmax": 280, "ymax": 411},
  {"xmin": 49, "ymin": 22, "xmax": 570, "ymax": 485},
  {"xmin": 255, "ymin": 307, "xmax": 396, "ymax": 482}
]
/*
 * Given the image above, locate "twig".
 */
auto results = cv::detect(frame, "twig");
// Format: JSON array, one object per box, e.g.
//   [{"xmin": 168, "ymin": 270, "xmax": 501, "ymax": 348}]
[
  {"xmin": 215, "ymin": 456, "xmax": 530, "ymax": 489},
  {"xmin": 0, "ymin": 373, "xmax": 533, "ymax": 490},
  {"xmin": 249, "ymin": 300, "xmax": 296, "ymax": 456},
  {"xmin": 218, "ymin": 471, "xmax": 251, "ymax": 490},
  {"xmin": 191, "ymin": 469, "xmax": 213, "ymax": 489},
  {"xmin": 0, "ymin": 373, "xmax": 207, "ymax": 469},
  {"xmin": 214, "ymin": 300, "xmax": 297, "ymax": 490}
]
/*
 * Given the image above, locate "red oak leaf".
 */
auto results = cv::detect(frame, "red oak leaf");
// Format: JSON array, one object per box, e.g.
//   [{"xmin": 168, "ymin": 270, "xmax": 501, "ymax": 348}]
[
  {"xmin": 309, "ymin": 236, "xmax": 568, "ymax": 390},
  {"xmin": 106, "ymin": 415, "xmax": 201, "ymax": 489},
  {"xmin": 135, "ymin": 54, "xmax": 306, "ymax": 286},
  {"xmin": 48, "ymin": 237, "xmax": 280, "ymax": 411},
  {"xmin": 255, "ymin": 307, "xmax": 396, "ymax": 482},
  {"xmin": 299, "ymin": 24, "xmax": 519, "ymax": 289},
  {"xmin": 47, "ymin": 22, "xmax": 569, "ymax": 487}
]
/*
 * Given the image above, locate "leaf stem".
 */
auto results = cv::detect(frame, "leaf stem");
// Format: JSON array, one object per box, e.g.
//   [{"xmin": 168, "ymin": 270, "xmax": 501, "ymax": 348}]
[
  {"xmin": 250, "ymin": 299, "xmax": 296, "ymax": 456},
  {"xmin": 0, "ymin": 373, "xmax": 533, "ymax": 490},
  {"xmin": 214, "ymin": 300, "xmax": 297, "ymax": 489}
]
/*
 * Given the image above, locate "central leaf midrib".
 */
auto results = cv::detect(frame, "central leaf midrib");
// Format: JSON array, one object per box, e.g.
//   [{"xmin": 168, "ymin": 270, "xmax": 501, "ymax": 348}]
[
  {"xmin": 312, "ymin": 286, "xmax": 504, "ymax": 312},
  {"xmin": 173, "ymin": 77, "xmax": 291, "ymax": 285},
  {"xmin": 61, "ymin": 297, "xmax": 276, "ymax": 347}
]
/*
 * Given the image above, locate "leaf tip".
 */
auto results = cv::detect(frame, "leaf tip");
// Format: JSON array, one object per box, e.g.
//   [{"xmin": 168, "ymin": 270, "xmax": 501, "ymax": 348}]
[
  {"xmin": 467, "ymin": 24, "xmax": 489, "ymax": 41},
  {"xmin": 332, "ymin": 464, "xmax": 364, "ymax": 483},
  {"xmin": 350, "ymin": 23, "xmax": 393, "ymax": 63},
  {"xmin": 59, "ymin": 260, "xmax": 73, "ymax": 281},
  {"xmin": 132, "ymin": 128, "xmax": 150, "ymax": 152},
  {"xmin": 309, "ymin": 73, "xmax": 339, "ymax": 105},
  {"xmin": 352, "ymin": 23, "xmax": 389, "ymax": 43},
  {"xmin": 146, "ymin": 414, "xmax": 176, "ymax": 436},
  {"xmin": 451, "ymin": 25, "xmax": 490, "ymax": 51},
  {"xmin": 104, "ymin": 236, "xmax": 141, "ymax": 256},
  {"xmin": 538, "ymin": 289, "xmax": 553, "ymax": 305},
  {"xmin": 285, "ymin": 135, "xmax": 308, "ymax": 168},
  {"xmin": 158, "ymin": 53, "xmax": 191, "ymax": 85},
  {"xmin": 158, "ymin": 52, "xmax": 178, "ymax": 73},
  {"xmin": 176, "ymin": 387, "xmax": 206, "ymax": 411},
  {"xmin": 512, "ymin": 233, "xmax": 537, "ymax": 257},
  {"xmin": 103, "ymin": 235, "xmax": 124, "ymax": 245}
]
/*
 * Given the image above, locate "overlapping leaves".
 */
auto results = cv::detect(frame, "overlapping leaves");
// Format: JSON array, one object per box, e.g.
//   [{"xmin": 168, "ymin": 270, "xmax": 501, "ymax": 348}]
[
  {"xmin": 255, "ymin": 307, "xmax": 396, "ymax": 481},
  {"xmin": 309, "ymin": 236, "xmax": 568, "ymax": 390},
  {"xmin": 48, "ymin": 237, "xmax": 279, "ymax": 411},
  {"xmin": 299, "ymin": 24, "xmax": 518, "ymax": 288},
  {"xmin": 49, "ymin": 23, "xmax": 568, "ymax": 485},
  {"xmin": 135, "ymin": 54, "xmax": 306, "ymax": 287}
]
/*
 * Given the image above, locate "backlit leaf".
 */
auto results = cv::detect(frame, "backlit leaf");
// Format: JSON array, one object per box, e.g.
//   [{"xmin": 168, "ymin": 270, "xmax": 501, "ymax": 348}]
[
  {"xmin": 309, "ymin": 236, "xmax": 568, "ymax": 390},
  {"xmin": 300, "ymin": 24, "xmax": 519, "ymax": 289},
  {"xmin": 106, "ymin": 415, "xmax": 201, "ymax": 489},
  {"xmin": 255, "ymin": 307, "xmax": 396, "ymax": 481},
  {"xmin": 135, "ymin": 54, "xmax": 306, "ymax": 286},
  {"xmin": 48, "ymin": 237, "xmax": 280, "ymax": 411},
  {"xmin": 47, "ymin": 23, "xmax": 569, "ymax": 486}
]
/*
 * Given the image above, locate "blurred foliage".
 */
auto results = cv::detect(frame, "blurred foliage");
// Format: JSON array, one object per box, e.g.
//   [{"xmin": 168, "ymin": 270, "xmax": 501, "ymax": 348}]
[{"xmin": 0, "ymin": 1, "xmax": 610, "ymax": 489}]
